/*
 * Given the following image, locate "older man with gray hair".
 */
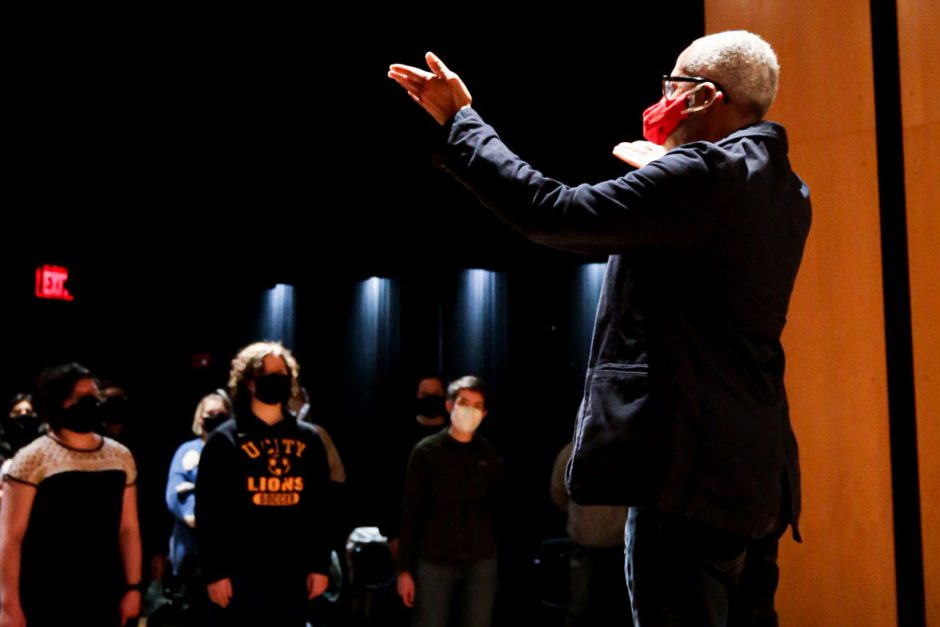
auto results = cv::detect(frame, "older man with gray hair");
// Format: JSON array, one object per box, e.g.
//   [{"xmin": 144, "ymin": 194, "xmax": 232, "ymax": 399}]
[{"xmin": 390, "ymin": 30, "xmax": 810, "ymax": 627}]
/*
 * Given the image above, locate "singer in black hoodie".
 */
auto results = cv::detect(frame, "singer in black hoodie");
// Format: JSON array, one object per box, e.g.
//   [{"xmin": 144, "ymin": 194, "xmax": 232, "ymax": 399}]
[{"xmin": 196, "ymin": 342, "xmax": 332, "ymax": 627}]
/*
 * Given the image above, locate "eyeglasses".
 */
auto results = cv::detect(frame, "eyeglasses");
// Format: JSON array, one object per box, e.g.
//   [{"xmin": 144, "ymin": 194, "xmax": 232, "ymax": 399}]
[{"xmin": 662, "ymin": 75, "xmax": 731, "ymax": 103}]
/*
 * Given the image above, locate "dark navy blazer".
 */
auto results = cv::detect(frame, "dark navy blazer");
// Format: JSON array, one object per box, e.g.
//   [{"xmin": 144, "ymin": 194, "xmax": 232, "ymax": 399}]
[{"xmin": 440, "ymin": 107, "xmax": 811, "ymax": 540}]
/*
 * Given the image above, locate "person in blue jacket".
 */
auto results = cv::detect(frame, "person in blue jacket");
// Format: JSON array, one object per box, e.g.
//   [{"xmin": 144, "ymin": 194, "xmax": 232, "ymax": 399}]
[
  {"xmin": 166, "ymin": 391, "xmax": 232, "ymax": 576},
  {"xmin": 165, "ymin": 391, "xmax": 232, "ymax": 625}
]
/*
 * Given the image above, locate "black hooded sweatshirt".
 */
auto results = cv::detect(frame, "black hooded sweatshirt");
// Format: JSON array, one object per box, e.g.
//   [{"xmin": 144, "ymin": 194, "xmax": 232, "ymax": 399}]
[{"xmin": 195, "ymin": 411, "xmax": 332, "ymax": 582}]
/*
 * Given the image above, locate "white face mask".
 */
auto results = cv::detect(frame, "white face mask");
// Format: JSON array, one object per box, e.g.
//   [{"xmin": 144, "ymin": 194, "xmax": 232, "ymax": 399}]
[{"xmin": 450, "ymin": 404, "xmax": 484, "ymax": 434}]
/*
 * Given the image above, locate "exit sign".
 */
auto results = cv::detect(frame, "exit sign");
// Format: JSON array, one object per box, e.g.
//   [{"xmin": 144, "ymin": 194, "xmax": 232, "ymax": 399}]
[{"xmin": 35, "ymin": 265, "xmax": 74, "ymax": 302}]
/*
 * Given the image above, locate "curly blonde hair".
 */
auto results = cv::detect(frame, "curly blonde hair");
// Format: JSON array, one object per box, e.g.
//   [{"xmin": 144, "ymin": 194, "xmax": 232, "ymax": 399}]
[{"xmin": 228, "ymin": 341, "xmax": 301, "ymax": 408}]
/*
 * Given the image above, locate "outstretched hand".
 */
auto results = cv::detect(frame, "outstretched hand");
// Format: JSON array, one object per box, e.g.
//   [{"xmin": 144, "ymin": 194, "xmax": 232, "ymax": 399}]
[
  {"xmin": 388, "ymin": 52, "xmax": 472, "ymax": 125},
  {"xmin": 613, "ymin": 140, "xmax": 667, "ymax": 169}
]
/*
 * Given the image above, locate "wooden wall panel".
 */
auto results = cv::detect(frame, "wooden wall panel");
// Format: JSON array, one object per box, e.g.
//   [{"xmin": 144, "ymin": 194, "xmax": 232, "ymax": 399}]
[
  {"xmin": 704, "ymin": 3, "xmax": 898, "ymax": 624},
  {"xmin": 898, "ymin": 0, "xmax": 940, "ymax": 622}
]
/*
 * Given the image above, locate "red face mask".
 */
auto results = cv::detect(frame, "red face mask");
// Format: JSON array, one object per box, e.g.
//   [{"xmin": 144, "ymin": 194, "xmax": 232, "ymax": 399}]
[{"xmin": 642, "ymin": 95, "xmax": 689, "ymax": 145}]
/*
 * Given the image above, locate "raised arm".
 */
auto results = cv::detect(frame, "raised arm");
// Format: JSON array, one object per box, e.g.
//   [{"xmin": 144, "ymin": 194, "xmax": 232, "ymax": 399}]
[{"xmin": 388, "ymin": 53, "xmax": 715, "ymax": 256}]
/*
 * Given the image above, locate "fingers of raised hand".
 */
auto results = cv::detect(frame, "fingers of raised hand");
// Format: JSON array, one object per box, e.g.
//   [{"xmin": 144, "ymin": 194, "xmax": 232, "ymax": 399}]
[
  {"xmin": 389, "ymin": 64, "xmax": 434, "ymax": 82},
  {"xmin": 425, "ymin": 51, "xmax": 451, "ymax": 79}
]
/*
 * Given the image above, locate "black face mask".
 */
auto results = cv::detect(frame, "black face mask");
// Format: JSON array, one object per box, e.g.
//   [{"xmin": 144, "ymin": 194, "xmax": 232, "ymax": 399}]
[
  {"xmin": 2, "ymin": 413, "xmax": 42, "ymax": 448},
  {"xmin": 253, "ymin": 374, "xmax": 292, "ymax": 406},
  {"xmin": 3, "ymin": 412, "xmax": 39, "ymax": 430},
  {"xmin": 60, "ymin": 396, "xmax": 101, "ymax": 434},
  {"xmin": 202, "ymin": 412, "xmax": 229, "ymax": 434},
  {"xmin": 416, "ymin": 395, "xmax": 446, "ymax": 418}
]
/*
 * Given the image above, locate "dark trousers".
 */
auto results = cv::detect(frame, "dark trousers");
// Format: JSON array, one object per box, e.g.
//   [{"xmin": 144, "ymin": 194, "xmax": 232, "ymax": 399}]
[
  {"xmin": 567, "ymin": 543, "xmax": 631, "ymax": 626},
  {"xmin": 625, "ymin": 508, "xmax": 782, "ymax": 627},
  {"xmin": 412, "ymin": 556, "xmax": 498, "ymax": 627},
  {"xmin": 208, "ymin": 573, "xmax": 307, "ymax": 627}
]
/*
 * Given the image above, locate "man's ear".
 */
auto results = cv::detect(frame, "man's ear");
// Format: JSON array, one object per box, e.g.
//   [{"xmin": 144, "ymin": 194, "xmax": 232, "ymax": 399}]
[
  {"xmin": 445, "ymin": 400, "xmax": 454, "ymax": 413},
  {"xmin": 703, "ymin": 87, "xmax": 725, "ymax": 110},
  {"xmin": 683, "ymin": 84, "xmax": 720, "ymax": 113}
]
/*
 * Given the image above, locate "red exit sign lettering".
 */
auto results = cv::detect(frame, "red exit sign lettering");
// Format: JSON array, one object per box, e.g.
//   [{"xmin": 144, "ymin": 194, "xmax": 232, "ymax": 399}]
[{"xmin": 35, "ymin": 265, "xmax": 74, "ymax": 302}]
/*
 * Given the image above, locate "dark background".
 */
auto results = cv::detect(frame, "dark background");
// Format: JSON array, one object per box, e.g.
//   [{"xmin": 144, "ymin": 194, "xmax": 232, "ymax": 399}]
[{"xmin": 2, "ymin": 6, "xmax": 703, "ymax": 621}]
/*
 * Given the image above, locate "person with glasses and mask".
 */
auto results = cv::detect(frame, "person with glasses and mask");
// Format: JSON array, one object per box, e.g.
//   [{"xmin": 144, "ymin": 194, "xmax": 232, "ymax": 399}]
[
  {"xmin": 195, "ymin": 342, "xmax": 332, "ymax": 627},
  {"xmin": 396, "ymin": 376, "xmax": 500, "ymax": 627},
  {"xmin": 389, "ymin": 30, "xmax": 810, "ymax": 627},
  {"xmin": 0, "ymin": 363, "xmax": 142, "ymax": 627}
]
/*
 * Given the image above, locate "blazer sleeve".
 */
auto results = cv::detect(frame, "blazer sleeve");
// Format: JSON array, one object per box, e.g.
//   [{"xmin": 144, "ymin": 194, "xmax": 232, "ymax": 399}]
[{"xmin": 439, "ymin": 106, "xmax": 726, "ymax": 255}]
